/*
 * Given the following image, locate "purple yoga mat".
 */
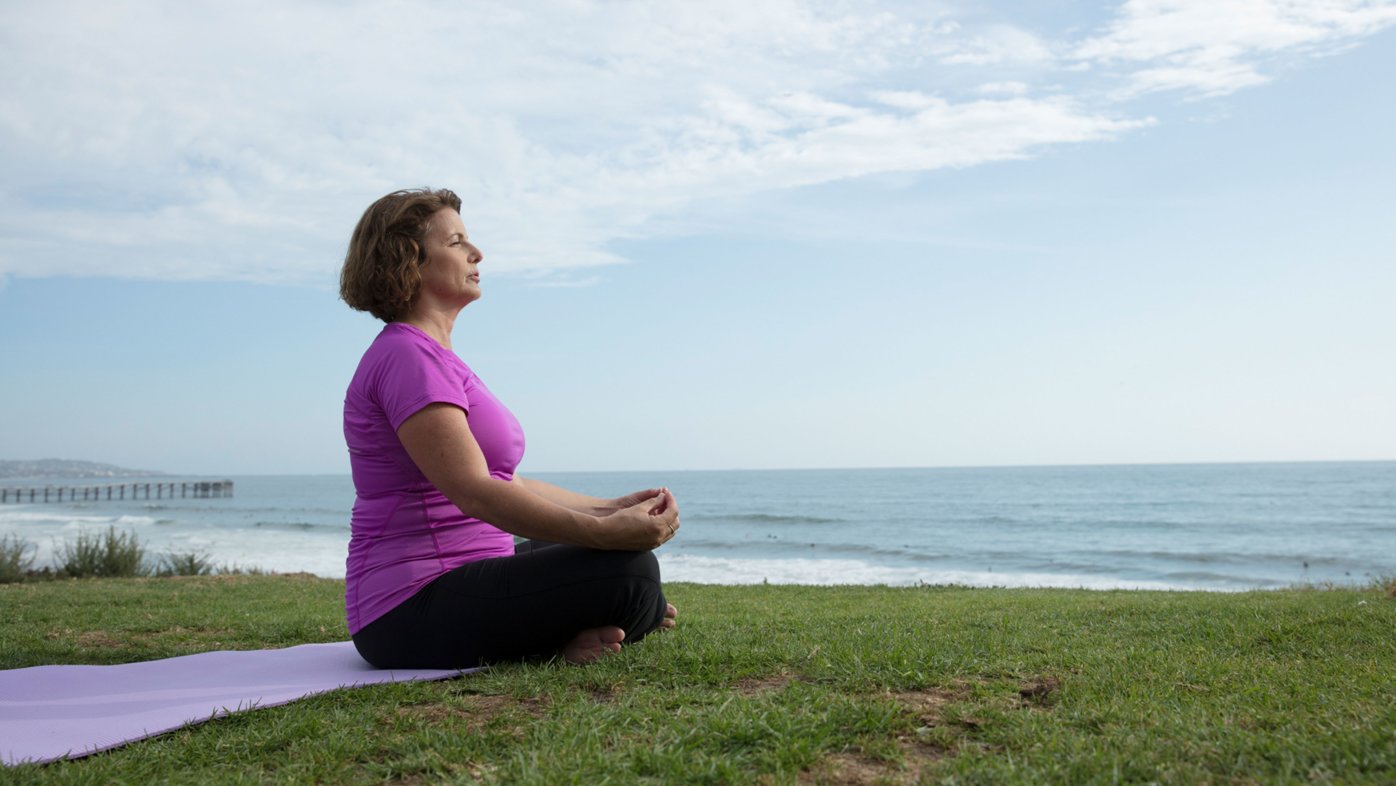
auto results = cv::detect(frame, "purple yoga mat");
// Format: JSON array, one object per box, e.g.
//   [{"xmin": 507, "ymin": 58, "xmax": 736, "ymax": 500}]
[{"xmin": 0, "ymin": 641, "xmax": 471, "ymax": 766}]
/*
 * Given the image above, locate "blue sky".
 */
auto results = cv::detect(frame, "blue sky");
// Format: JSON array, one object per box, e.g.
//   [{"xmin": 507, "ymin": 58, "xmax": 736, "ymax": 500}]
[{"xmin": 1, "ymin": 1, "xmax": 1393, "ymax": 475}]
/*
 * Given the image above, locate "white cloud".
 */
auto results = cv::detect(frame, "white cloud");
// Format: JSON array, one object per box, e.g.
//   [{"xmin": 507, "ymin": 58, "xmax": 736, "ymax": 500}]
[
  {"xmin": 1074, "ymin": 0, "xmax": 1396, "ymax": 95},
  {"xmin": 1, "ymin": 0, "xmax": 1392, "ymax": 285},
  {"xmin": 975, "ymin": 81, "xmax": 1032, "ymax": 96},
  {"xmin": 938, "ymin": 25, "xmax": 1059, "ymax": 66}
]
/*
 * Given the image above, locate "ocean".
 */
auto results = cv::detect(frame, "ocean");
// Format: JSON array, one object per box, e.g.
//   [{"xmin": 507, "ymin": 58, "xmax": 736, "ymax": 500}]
[{"xmin": 1, "ymin": 462, "xmax": 1392, "ymax": 591}]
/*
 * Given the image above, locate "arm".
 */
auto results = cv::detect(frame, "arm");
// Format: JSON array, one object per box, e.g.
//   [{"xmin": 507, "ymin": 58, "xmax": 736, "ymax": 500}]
[
  {"xmin": 397, "ymin": 403, "xmax": 677, "ymax": 550},
  {"xmin": 512, "ymin": 475, "xmax": 666, "ymax": 517}
]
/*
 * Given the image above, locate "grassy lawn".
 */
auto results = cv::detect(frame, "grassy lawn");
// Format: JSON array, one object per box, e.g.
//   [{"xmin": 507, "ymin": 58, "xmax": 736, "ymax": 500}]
[{"xmin": 1, "ymin": 576, "xmax": 1393, "ymax": 784}]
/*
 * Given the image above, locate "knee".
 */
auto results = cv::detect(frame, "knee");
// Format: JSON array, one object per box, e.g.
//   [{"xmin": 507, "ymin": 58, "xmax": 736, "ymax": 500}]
[
  {"xmin": 578, "ymin": 546, "xmax": 661, "ymax": 587},
  {"xmin": 616, "ymin": 549, "xmax": 661, "ymax": 585},
  {"xmin": 594, "ymin": 549, "xmax": 663, "ymax": 609}
]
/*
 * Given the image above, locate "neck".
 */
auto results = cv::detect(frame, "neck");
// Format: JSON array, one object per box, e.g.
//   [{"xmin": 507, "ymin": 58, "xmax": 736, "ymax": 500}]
[{"xmin": 400, "ymin": 308, "xmax": 458, "ymax": 349}]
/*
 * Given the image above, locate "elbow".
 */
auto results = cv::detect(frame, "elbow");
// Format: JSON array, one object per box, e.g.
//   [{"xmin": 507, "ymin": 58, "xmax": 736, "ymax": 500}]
[{"xmin": 436, "ymin": 474, "xmax": 505, "ymax": 518}]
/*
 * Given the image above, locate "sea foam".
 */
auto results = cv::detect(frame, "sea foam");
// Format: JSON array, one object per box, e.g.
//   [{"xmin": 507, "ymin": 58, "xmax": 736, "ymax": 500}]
[{"xmin": 658, "ymin": 554, "xmax": 1197, "ymax": 591}]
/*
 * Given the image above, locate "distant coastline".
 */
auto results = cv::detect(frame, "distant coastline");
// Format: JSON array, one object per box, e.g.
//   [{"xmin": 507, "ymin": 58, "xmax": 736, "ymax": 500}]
[{"xmin": 0, "ymin": 459, "xmax": 165, "ymax": 481}]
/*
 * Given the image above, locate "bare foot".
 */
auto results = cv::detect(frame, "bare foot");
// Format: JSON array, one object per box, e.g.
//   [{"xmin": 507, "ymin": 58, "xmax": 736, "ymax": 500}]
[
  {"xmin": 660, "ymin": 603, "xmax": 678, "ymax": 630},
  {"xmin": 562, "ymin": 625, "xmax": 625, "ymax": 664}
]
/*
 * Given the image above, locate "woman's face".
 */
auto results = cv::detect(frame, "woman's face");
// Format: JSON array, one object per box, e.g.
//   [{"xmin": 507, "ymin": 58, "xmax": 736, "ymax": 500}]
[{"xmin": 418, "ymin": 208, "xmax": 484, "ymax": 308}]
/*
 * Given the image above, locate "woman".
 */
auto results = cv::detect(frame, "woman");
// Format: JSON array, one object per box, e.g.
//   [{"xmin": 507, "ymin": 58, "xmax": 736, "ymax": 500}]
[{"xmin": 339, "ymin": 187, "xmax": 679, "ymax": 668}]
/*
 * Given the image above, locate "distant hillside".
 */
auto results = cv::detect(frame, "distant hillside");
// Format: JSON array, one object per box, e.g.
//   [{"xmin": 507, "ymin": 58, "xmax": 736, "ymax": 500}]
[{"xmin": 0, "ymin": 459, "xmax": 165, "ymax": 480}]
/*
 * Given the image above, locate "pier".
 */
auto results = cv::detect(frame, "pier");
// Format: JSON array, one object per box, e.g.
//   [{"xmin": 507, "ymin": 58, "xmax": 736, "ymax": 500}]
[{"xmin": 0, "ymin": 480, "xmax": 234, "ymax": 504}]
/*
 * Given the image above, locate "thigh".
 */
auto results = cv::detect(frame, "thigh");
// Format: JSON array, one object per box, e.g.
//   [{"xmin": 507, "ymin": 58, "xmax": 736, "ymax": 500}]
[{"xmin": 500, "ymin": 542, "xmax": 660, "ymax": 600}]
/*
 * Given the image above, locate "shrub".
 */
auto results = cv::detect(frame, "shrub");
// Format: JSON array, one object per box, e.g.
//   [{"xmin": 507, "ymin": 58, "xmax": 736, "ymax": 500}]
[
  {"xmin": 0, "ymin": 534, "xmax": 35, "ymax": 583},
  {"xmin": 158, "ymin": 551, "xmax": 214, "ymax": 577},
  {"xmin": 216, "ymin": 562, "xmax": 268, "ymax": 576},
  {"xmin": 1374, "ymin": 574, "xmax": 1396, "ymax": 599},
  {"xmin": 59, "ymin": 526, "xmax": 148, "ymax": 578}
]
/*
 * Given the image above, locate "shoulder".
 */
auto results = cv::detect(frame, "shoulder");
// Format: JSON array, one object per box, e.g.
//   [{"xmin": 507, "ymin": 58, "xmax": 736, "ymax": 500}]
[
  {"xmin": 348, "ymin": 325, "xmax": 475, "ymax": 424},
  {"xmin": 353, "ymin": 325, "xmax": 468, "ymax": 390},
  {"xmin": 369, "ymin": 323, "xmax": 434, "ymax": 354},
  {"xmin": 363, "ymin": 324, "xmax": 459, "ymax": 367}
]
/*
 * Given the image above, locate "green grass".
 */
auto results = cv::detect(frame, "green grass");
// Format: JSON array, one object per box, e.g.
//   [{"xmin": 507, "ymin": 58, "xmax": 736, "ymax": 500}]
[{"xmin": 2, "ymin": 577, "xmax": 1393, "ymax": 784}]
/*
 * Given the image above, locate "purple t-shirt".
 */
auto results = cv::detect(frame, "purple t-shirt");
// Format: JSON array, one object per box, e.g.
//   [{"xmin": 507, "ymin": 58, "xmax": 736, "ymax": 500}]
[{"xmin": 343, "ymin": 322, "xmax": 524, "ymax": 634}]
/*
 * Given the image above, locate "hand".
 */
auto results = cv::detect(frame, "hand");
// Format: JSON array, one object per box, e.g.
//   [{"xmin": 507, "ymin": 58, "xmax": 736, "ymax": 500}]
[
  {"xmin": 594, "ymin": 488, "xmax": 679, "ymax": 550},
  {"xmin": 599, "ymin": 488, "xmax": 665, "ymax": 515}
]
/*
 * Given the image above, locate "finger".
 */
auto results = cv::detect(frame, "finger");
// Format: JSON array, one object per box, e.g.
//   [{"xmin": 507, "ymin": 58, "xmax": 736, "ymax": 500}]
[{"xmin": 647, "ymin": 493, "xmax": 669, "ymax": 515}]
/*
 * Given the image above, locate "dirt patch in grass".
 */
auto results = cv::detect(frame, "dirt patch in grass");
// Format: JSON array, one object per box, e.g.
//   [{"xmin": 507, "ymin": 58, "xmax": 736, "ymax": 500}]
[
  {"xmin": 141, "ymin": 625, "xmax": 240, "ymax": 640},
  {"xmin": 471, "ymin": 693, "xmax": 549, "ymax": 718},
  {"xmin": 799, "ymin": 743, "xmax": 953, "ymax": 786},
  {"xmin": 394, "ymin": 703, "xmax": 471, "ymax": 724},
  {"xmin": 43, "ymin": 627, "xmax": 125, "ymax": 648},
  {"xmin": 394, "ymin": 693, "xmax": 550, "ymax": 731},
  {"xmin": 735, "ymin": 670, "xmax": 799, "ymax": 695},
  {"xmin": 381, "ymin": 759, "xmax": 500, "ymax": 786},
  {"xmin": 892, "ymin": 685, "xmax": 967, "ymax": 722},
  {"xmin": 796, "ymin": 688, "xmax": 962, "ymax": 785},
  {"xmin": 75, "ymin": 629, "xmax": 124, "ymax": 648},
  {"xmin": 1016, "ymin": 676, "xmax": 1062, "ymax": 707},
  {"xmin": 588, "ymin": 685, "xmax": 617, "ymax": 702},
  {"xmin": 799, "ymin": 750, "xmax": 907, "ymax": 785},
  {"xmin": 43, "ymin": 625, "xmax": 244, "ymax": 649},
  {"xmin": 798, "ymin": 679, "xmax": 1060, "ymax": 785},
  {"xmin": 890, "ymin": 688, "xmax": 961, "ymax": 773}
]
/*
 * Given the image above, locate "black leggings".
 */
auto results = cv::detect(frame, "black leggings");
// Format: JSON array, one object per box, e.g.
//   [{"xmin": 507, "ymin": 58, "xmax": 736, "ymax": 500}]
[{"xmin": 351, "ymin": 541, "xmax": 668, "ymax": 668}]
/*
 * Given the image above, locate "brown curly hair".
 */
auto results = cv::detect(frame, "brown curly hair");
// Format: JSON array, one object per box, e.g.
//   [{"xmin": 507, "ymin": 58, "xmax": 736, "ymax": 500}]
[{"xmin": 340, "ymin": 188, "xmax": 463, "ymax": 323}]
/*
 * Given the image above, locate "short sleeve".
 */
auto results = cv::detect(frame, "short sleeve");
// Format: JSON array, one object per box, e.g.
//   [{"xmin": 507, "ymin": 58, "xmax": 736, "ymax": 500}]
[{"xmin": 365, "ymin": 333, "xmax": 471, "ymax": 431}]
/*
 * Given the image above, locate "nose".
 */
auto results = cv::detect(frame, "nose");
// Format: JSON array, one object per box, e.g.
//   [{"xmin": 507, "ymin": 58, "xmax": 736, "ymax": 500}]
[{"xmin": 469, "ymin": 243, "xmax": 484, "ymax": 264}]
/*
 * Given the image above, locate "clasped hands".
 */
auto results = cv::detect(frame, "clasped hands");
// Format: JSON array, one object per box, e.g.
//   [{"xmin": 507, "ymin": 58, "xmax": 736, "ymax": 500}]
[{"xmin": 595, "ymin": 487, "xmax": 679, "ymax": 551}]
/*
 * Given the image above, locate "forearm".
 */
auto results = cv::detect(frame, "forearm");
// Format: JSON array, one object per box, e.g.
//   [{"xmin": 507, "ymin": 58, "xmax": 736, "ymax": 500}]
[
  {"xmin": 512, "ymin": 474, "xmax": 614, "ymax": 515},
  {"xmin": 447, "ymin": 475, "xmax": 604, "ymax": 548}
]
